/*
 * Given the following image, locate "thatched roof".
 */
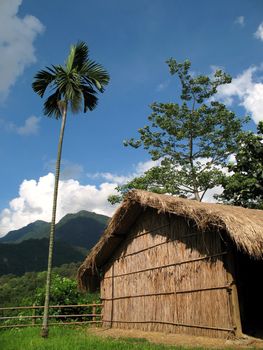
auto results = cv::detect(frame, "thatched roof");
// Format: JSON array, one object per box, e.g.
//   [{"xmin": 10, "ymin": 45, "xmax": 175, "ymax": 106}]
[{"xmin": 78, "ymin": 190, "xmax": 263, "ymax": 290}]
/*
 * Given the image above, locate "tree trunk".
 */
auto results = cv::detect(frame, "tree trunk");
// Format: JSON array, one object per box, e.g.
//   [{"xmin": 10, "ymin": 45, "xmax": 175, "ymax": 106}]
[
  {"xmin": 189, "ymin": 129, "xmax": 201, "ymax": 202},
  {"xmin": 194, "ymin": 189, "xmax": 201, "ymax": 201},
  {"xmin": 41, "ymin": 105, "xmax": 67, "ymax": 338}
]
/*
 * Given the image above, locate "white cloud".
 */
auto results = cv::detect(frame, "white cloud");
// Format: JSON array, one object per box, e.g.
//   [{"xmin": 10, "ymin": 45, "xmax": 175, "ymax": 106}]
[
  {"xmin": 202, "ymin": 186, "xmax": 223, "ymax": 203},
  {"xmin": 136, "ymin": 159, "xmax": 161, "ymax": 173},
  {"xmin": 0, "ymin": 0, "xmax": 44, "ymax": 100},
  {"xmin": 90, "ymin": 172, "xmax": 130, "ymax": 185},
  {"xmin": 89, "ymin": 158, "xmax": 228, "ymax": 204},
  {"xmin": 216, "ymin": 65, "xmax": 263, "ymax": 123},
  {"xmin": 0, "ymin": 159, "xmax": 162, "ymax": 236},
  {"xmin": 235, "ymin": 16, "xmax": 245, "ymax": 27},
  {"xmin": 0, "ymin": 157, "xmax": 236, "ymax": 237},
  {"xmin": 89, "ymin": 159, "xmax": 162, "ymax": 185},
  {"xmin": 0, "ymin": 115, "xmax": 40, "ymax": 135},
  {"xmin": 0, "ymin": 173, "xmax": 118, "ymax": 237},
  {"xmin": 17, "ymin": 115, "xmax": 40, "ymax": 135},
  {"xmin": 255, "ymin": 22, "xmax": 263, "ymax": 41}
]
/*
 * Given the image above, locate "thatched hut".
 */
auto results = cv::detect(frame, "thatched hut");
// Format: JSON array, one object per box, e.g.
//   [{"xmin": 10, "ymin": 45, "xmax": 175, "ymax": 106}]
[{"xmin": 78, "ymin": 190, "xmax": 263, "ymax": 339}]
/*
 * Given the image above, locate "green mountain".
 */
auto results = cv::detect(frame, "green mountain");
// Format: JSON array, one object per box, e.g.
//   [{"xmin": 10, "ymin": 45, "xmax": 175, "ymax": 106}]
[
  {"xmin": 0, "ymin": 210, "xmax": 110, "ymax": 276},
  {"xmin": 0, "ymin": 220, "xmax": 50, "ymax": 243},
  {"xmin": 54, "ymin": 210, "xmax": 109, "ymax": 248},
  {"xmin": 0, "ymin": 210, "xmax": 109, "ymax": 249},
  {"xmin": 0, "ymin": 238, "xmax": 86, "ymax": 276}
]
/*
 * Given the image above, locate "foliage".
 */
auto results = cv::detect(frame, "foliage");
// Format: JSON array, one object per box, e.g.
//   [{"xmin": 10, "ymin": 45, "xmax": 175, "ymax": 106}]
[
  {"xmin": 0, "ymin": 263, "xmax": 81, "ymax": 308},
  {"xmin": 0, "ymin": 264, "xmax": 100, "ymax": 327},
  {"xmin": 34, "ymin": 274, "xmax": 96, "ymax": 307},
  {"xmin": 33, "ymin": 274, "xmax": 99, "ymax": 321},
  {"xmin": 0, "ymin": 327, "xmax": 205, "ymax": 350},
  {"xmin": 32, "ymin": 41, "xmax": 110, "ymax": 118},
  {"xmin": 218, "ymin": 122, "xmax": 263, "ymax": 209},
  {"xmin": 109, "ymin": 59, "xmax": 247, "ymax": 204}
]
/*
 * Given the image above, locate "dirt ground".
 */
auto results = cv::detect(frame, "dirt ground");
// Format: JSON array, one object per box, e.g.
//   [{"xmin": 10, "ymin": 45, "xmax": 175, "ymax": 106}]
[{"xmin": 88, "ymin": 327, "xmax": 263, "ymax": 349}]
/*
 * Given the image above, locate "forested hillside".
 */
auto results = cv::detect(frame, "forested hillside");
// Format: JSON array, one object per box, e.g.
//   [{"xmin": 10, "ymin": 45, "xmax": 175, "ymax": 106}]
[
  {"xmin": 0, "ymin": 262, "xmax": 93, "ymax": 308},
  {"xmin": 0, "ymin": 239, "xmax": 86, "ymax": 276},
  {"xmin": 1, "ymin": 210, "xmax": 109, "ymax": 247},
  {"xmin": 0, "ymin": 210, "xmax": 109, "ymax": 276}
]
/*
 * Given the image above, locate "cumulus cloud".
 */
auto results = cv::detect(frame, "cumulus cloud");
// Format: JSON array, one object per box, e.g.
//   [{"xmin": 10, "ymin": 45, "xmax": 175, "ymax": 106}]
[
  {"xmin": 0, "ymin": 0, "xmax": 44, "ymax": 100},
  {"xmin": 17, "ymin": 115, "xmax": 40, "ymax": 135},
  {"xmin": 0, "ymin": 173, "xmax": 118, "ymax": 237},
  {"xmin": 216, "ymin": 65, "xmax": 263, "ymax": 123},
  {"xmin": 136, "ymin": 159, "xmax": 161, "ymax": 173},
  {"xmin": 0, "ymin": 158, "xmax": 233, "ymax": 237},
  {"xmin": 0, "ymin": 159, "xmax": 162, "ymax": 236},
  {"xmin": 89, "ymin": 159, "xmax": 162, "ymax": 185},
  {"xmin": 0, "ymin": 115, "xmax": 40, "ymax": 135},
  {"xmin": 90, "ymin": 172, "xmax": 130, "ymax": 185},
  {"xmin": 235, "ymin": 16, "xmax": 245, "ymax": 27},
  {"xmin": 255, "ymin": 22, "xmax": 263, "ymax": 41}
]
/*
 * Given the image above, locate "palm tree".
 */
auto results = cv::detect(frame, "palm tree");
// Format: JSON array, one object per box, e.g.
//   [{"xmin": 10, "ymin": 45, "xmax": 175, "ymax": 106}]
[{"xmin": 32, "ymin": 41, "xmax": 110, "ymax": 338}]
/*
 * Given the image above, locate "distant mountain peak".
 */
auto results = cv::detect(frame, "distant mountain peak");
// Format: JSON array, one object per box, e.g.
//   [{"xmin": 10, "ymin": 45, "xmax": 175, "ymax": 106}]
[
  {"xmin": 0, "ymin": 210, "xmax": 110, "ymax": 247},
  {"xmin": 0, "ymin": 210, "xmax": 110, "ymax": 276}
]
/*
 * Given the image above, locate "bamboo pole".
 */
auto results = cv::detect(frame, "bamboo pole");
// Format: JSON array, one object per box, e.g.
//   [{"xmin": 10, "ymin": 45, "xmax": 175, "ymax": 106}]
[
  {"xmin": 101, "ymin": 284, "xmax": 231, "ymax": 301},
  {"xmin": 0, "ymin": 320, "xmax": 102, "ymax": 329},
  {"xmin": 92, "ymin": 301, "xmax": 96, "ymax": 323},
  {"xmin": 224, "ymin": 251, "xmax": 243, "ymax": 337},
  {"xmin": 110, "ymin": 264, "xmax": 115, "ymax": 327},
  {"xmin": 0, "ymin": 314, "xmax": 102, "ymax": 320},
  {"xmin": 103, "ymin": 251, "xmax": 228, "ymax": 279},
  {"xmin": 0, "ymin": 303, "xmax": 103, "ymax": 330},
  {"xmin": 0, "ymin": 304, "xmax": 102, "ymax": 311},
  {"xmin": 32, "ymin": 303, "xmax": 36, "ymax": 325},
  {"xmin": 102, "ymin": 319, "xmax": 235, "ymax": 333}
]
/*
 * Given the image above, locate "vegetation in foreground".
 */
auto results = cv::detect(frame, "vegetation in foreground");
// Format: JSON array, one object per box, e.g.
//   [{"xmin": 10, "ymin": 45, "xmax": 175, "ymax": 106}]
[
  {"xmin": 0, "ymin": 263, "xmax": 100, "ymax": 329},
  {"xmin": 0, "ymin": 263, "xmax": 84, "ymax": 308},
  {"xmin": 0, "ymin": 326, "xmax": 206, "ymax": 350}
]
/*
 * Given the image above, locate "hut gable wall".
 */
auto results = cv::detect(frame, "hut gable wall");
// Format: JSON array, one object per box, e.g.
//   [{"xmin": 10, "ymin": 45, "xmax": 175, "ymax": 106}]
[{"xmin": 101, "ymin": 208, "xmax": 235, "ymax": 338}]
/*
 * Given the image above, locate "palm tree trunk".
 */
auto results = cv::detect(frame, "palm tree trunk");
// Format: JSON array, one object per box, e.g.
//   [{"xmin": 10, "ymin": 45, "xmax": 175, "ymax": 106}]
[{"xmin": 41, "ymin": 105, "xmax": 67, "ymax": 338}]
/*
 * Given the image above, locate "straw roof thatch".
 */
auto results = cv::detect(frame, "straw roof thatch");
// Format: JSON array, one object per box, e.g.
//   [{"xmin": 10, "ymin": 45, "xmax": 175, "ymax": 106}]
[{"xmin": 78, "ymin": 190, "xmax": 263, "ymax": 290}]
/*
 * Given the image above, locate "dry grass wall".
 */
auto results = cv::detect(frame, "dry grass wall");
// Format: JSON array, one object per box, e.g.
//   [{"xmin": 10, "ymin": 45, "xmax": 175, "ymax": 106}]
[{"xmin": 100, "ymin": 208, "xmax": 236, "ymax": 339}]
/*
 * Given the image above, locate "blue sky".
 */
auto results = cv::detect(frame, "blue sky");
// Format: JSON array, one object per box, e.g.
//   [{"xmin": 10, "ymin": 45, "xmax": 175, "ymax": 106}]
[{"xmin": 0, "ymin": 0, "xmax": 263, "ymax": 235}]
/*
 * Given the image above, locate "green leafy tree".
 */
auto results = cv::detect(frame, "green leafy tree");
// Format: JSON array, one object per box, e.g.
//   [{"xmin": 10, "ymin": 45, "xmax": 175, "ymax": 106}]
[
  {"xmin": 32, "ymin": 41, "xmax": 109, "ymax": 337},
  {"xmin": 218, "ymin": 122, "xmax": 263, "ymax": 209},
  {"xmin": 0, "ymin": 263, "xmax": 85, "ymax": 308},
  {"xmin": 34, "ymin": 275, "xmax": 99, "ymax": 322},
  {"xmin": 0, "ymin": 271, "xmax": 99, "ymax": 327},
  {"xmin": 109, "ymin": 59, "xmax": 247, "ymax": 204}
]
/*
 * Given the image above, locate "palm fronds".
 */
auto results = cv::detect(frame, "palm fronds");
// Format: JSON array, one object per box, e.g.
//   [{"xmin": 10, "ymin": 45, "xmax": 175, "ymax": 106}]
[{"xmin": 32, "ymin": 41, "xmax": 110, "ymax": 118}]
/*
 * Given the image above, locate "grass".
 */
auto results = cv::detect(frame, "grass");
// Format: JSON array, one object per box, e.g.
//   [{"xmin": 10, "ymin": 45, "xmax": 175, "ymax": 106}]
[{"xmin": 0, "ymin": 326, "xmax": 205, "ymax": 350}]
